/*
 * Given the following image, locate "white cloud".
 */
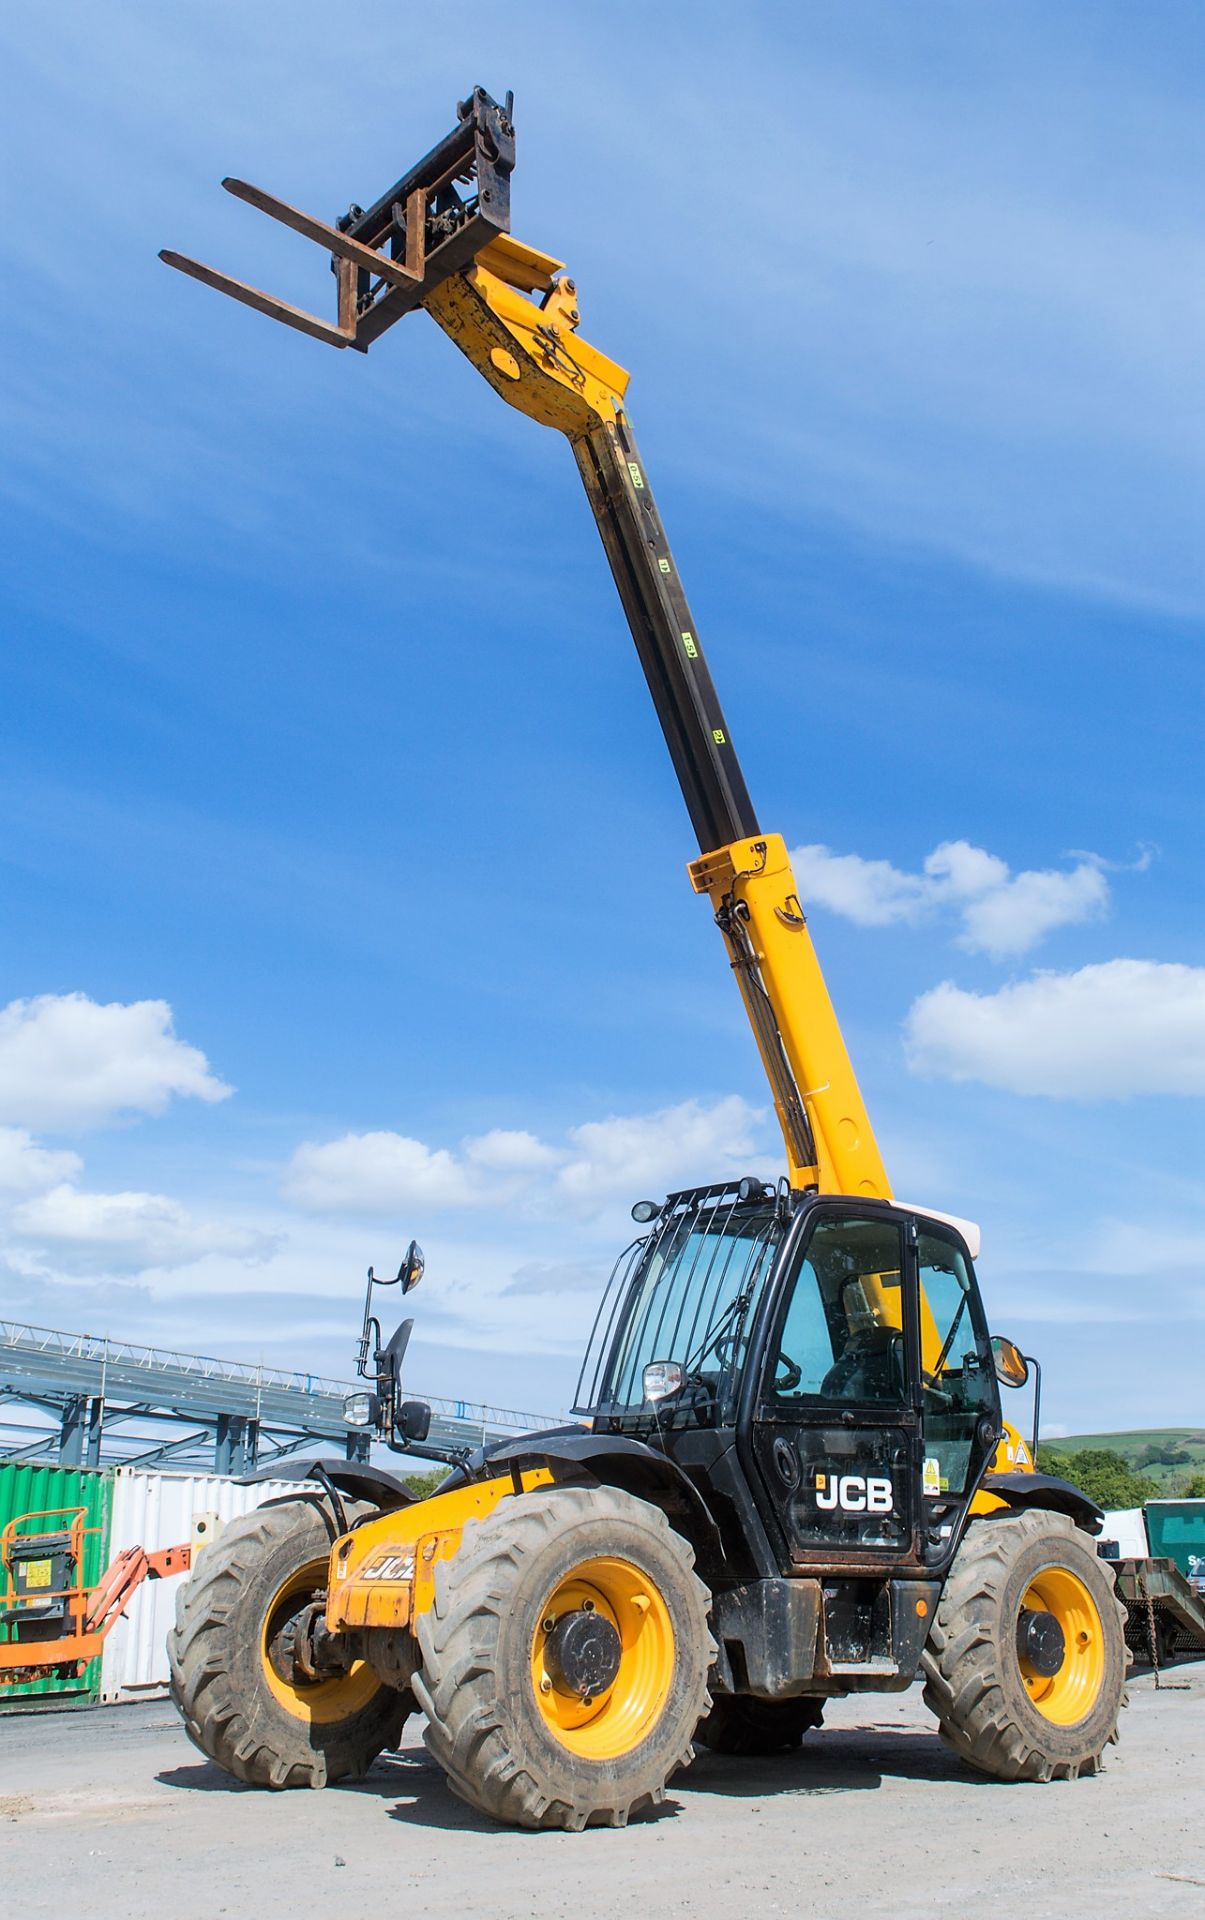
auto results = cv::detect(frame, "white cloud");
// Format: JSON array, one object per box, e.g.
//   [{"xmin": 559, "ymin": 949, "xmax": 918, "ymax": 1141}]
[
  {"xmin": 283, "ymin": 1097, "xmax": 770, "ymax": 1221},
  {"xmin": 955, "ymin": 863, "xmax": 1109, "ymax": 960},
  {"xmin": 0, "ymin": 993, "xmax": 231, "ymax": 1131},
  {"xmin": 10, "ymin": 1184, "xmax": 278, "ymax": 1275},
  {"xmin": 792, "ymin": 839, "xmax": 1111, "ymax": 958},
  {"xmin": 464, "ymin": 1129, "xmax": 563, "ymax": 1173},
  {"xmin": 556, "ymin": 1096, "xmax": 767, "ymax": 1210},
  {"xmin": 0, "ymin": 1126, "xmax": 82, "ymax": 1194},
  {"xmin": 284, "ymin": 1130, "xmax": 476, "ymax": 1215},
  {"xmin": 904, "ymin": 959, "xmax": 1205, "ymax": 1097},
  {"xmin": 790, "ymin": 846, "xmax": 931, "ymax": 927}
]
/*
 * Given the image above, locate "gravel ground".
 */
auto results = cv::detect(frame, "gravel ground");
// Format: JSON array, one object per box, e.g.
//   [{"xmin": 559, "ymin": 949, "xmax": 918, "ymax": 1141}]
[{"xmin": 3, "ymin": 1663, "xmax": 1202, "ymax": 1920}]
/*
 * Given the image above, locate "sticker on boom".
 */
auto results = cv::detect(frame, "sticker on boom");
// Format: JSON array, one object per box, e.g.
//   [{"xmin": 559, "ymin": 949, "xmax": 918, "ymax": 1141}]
[
  {"xmin": 681, "ymin": 631, "xmax": 699, "ymax": 658},
  {"xmin": 814, "ymin": 1471, "xmax": 895, "ymax": 1514}
]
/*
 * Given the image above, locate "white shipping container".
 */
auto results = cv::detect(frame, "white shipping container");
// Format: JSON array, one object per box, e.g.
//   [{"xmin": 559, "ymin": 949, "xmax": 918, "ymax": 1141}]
[
  {"xmin": 101, "ymin": 1466, "xmax": 316, "ymax": 1703},
  {"xmin": 1099, "ymin": 1506, "xmax": 1150, "ymax": 1559}
]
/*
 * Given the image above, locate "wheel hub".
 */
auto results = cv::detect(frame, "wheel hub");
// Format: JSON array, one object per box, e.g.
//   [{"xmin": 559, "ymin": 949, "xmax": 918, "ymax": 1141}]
[
  {"xmin": 268, "ymin": 1595, "xmax": 350, "ymax": 1687},
  {"xmin": 1017, "ymin": 1606, "xmax": 1065, "ymax": 1677},
  {"xmin": 543, "ymin": 1608, "xmax": 623, "ymax": 1700},
  {"xmin": 267, "ymin": 1605, "xmax": 312, "ymax": 1686}
]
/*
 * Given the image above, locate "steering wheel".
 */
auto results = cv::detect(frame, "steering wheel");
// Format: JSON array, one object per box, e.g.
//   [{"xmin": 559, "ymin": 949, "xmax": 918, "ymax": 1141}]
[
  {"xmin": 713, "ymin": 1332, "xmax": 802, "ymax": 1392},
  {"xmin": 712, "ymin": 1332, "xmax": 746, "ymax": 1372}
]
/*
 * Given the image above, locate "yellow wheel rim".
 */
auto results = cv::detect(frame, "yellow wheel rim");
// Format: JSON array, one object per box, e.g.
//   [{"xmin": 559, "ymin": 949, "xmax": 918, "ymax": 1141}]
[
  {"xmin": 1018, "ymin": 1566, "xmax": 1105, "ymax": 1726},
  {"xmin": 260, "ymin": 1560, "xmax": 380, "ymax": 1725},
  {"xmin": 530, "ymin": 1555, "xmax": 675, "ymax": 1761}
]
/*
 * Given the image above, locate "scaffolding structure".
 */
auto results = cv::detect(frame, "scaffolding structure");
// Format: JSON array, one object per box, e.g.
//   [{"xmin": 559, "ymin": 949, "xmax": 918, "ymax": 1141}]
[{"xmin": 0, "ymin": 1320, "xmax": 556, "ymax": 1472}]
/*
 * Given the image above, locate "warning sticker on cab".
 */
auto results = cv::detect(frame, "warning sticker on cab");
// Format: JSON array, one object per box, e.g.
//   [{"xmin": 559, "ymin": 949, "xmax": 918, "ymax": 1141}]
[
  {"xmin": 23, "ymin": 1559, "xmax": 52, "ymax": 1589},
  {"xmin": 923, "ymin": 1458, "xmax": 943, "ymax": 1498}
]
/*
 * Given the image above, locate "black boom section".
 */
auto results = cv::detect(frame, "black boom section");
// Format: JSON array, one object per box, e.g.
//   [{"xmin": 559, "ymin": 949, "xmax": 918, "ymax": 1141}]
[{"xmin": 574, "ymin": 418, "xmax": 760, "ymax": 855}]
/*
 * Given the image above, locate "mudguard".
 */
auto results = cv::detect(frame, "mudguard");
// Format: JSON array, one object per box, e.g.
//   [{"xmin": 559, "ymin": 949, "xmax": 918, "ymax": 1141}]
[
  {"xmin": 980, "ymin": 1469, "xmax": 1103, "ymax": 1535},
  {"xmin": 474, "ymin": 1429, "xmax": 727, "ymax": 1565},
  {"xmin": 239, "ymin": 1456, "xmax": 420, "ymax": 1509}
]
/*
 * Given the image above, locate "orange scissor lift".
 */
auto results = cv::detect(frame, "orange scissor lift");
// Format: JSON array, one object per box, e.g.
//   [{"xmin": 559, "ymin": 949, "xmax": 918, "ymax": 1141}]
[{"xmin": 0, "ymin": 1505, "xmax": 190, "ymax": 1689}]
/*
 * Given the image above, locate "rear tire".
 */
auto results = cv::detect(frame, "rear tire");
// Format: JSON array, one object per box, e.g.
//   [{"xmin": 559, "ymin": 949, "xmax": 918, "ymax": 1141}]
[
  {"xmin": 922, "ymin": 1508, "xmax": 1128, "ymax": 1782},
  {"xmin": 169, "ymin": 1497, "xmax": 412, "ymax": 1789},
  {"xmin": 414, "ymin": 1484, "xmax": 713, "ymax": 1830},
  {"xmin": 696, "ymin": 1693, "xmax": 824, "ymax": 1755}
]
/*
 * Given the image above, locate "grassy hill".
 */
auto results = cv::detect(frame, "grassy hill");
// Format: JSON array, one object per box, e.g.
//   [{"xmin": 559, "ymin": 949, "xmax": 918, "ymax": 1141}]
[{"xmin": 1041, "ymin": 1428, "xmax": 1205, "ymax": 1491}]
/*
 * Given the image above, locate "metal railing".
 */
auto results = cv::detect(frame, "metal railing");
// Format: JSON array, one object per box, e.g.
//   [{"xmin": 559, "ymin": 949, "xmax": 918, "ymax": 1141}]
[
  {"xmin": 0, "ymin": 1319, "xmax": 553, "ymax": 1432},
  {"xmin": 0, "ymin": 1319, "xmax": 559, "ymax": 1468}
]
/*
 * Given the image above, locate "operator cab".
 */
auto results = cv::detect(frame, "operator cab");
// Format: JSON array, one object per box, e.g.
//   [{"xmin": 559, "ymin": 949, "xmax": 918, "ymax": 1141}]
[{"xmin": 575, "ymin": 1179, "xmax": 1003, "ymax": 1576}]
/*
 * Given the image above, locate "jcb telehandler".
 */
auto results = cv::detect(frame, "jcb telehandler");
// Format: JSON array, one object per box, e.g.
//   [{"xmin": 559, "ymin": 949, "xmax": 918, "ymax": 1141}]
[{"xmin": 162, "ymin": 89, "xmax": 1128, "ymax": 1830}]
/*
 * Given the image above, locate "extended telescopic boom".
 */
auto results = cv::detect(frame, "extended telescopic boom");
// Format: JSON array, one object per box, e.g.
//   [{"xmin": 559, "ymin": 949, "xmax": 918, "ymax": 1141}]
[{"xmin": 161, "ymin": 87, "xmax": 891, "ymax": 1201}]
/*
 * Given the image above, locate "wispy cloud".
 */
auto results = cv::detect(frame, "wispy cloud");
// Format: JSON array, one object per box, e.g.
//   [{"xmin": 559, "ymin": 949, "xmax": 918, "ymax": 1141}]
[
  {"xmin": 10, "ymin": 1183, "xmax": 279, "ymax": 1275},
  {"xmin": 3, "ymin": 8, "xmax": 1201, "ymax": 612},
  {"xmin": 283, "ymin": 1095, "xmax": 770, "ymax": 1222}
]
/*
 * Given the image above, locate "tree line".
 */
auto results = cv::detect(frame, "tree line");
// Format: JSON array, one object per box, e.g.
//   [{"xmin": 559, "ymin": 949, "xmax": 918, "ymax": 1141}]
[{"xmin": 1037, "ymin": 1445, "xmax": 1205, "ymax": 1509}]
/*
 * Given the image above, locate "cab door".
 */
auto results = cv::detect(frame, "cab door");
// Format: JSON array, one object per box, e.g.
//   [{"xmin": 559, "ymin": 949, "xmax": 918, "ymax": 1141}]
[
  {"xmin": 746, "ymin": 1208, "xmax": 922, "ymax": 1567},
  {"xmin": 914, "ymin": 1218, "xmax": 1001, "ymax": 1519}
]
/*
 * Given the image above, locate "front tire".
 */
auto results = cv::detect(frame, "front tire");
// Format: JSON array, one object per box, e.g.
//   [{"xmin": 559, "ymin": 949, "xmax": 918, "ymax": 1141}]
[
  {"xmin": 414, "ymin": 1484, "xmax": 713, "ymax": 1830},
  {"xmin": 169, "ymin": 1497, "xmax": 412, "ymax": 1789},
  {"xmin": 922, "ymin": 1508, "xmax": 1128, "ymax": 1782}
]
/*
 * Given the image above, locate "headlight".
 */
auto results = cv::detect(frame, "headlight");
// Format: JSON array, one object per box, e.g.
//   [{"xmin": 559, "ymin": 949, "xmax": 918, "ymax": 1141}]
[
  {"xmin": 342, "ymin": 1391, "xmax": 378, "ymax": 1428},
  {"xmin": 642, "ymin": 1360, "xmax": 685, "ymax": 1404}
]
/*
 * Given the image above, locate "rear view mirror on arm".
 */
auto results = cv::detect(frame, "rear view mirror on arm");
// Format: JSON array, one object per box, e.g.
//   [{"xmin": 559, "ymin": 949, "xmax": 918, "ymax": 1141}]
[{"xmin": 990, "ymin": 1335, "xmax": 1030, "ymax": 1388}]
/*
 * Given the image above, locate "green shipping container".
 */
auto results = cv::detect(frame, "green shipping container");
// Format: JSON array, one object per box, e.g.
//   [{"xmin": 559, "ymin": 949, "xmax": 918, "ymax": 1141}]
[
  {"xmin": 1145, "ymin": 1499, "xmax": 1205, "ymax": 1584},
  {"xmin": 0, "ymin": 1462, "xmax": 111, "ymax": 1707}
]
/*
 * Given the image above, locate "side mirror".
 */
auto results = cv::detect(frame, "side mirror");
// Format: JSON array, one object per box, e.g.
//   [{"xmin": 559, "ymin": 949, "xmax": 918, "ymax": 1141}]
[
  {"xmin": 642, "ymin": 1360, "xmax": 685, "ymax": 1405},
  {"xmin": 991, "ymin": 1335, "xmax": 1030, "ymax": 1389},
  {"xmin": 356, "ymin": 1249, "xmax": 422, "ymax": 1386},
  {"xmin": 398, "ymin": 1239, "xmax": 425, "ymax": 1293},
  {"xmin": 396, "ymin": 1399, "xmax": 432, "ymax": 1443}
]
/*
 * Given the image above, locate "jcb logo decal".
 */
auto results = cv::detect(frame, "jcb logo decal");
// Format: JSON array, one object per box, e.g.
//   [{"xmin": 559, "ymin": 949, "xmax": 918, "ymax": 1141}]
[
  {"xmin": 814, "ymin": 1472, "xmax": 894, "ymax": 1514},
  {"xmin": 361, "ymin": 1553, "xmax": 415, "ymax": 1582}
]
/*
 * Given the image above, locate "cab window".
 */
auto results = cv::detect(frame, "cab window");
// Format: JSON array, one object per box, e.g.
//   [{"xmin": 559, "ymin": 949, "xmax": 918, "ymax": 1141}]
[{"xmin": 767, "ymin": 1214, "xmax": 907, "ymax": 1405}]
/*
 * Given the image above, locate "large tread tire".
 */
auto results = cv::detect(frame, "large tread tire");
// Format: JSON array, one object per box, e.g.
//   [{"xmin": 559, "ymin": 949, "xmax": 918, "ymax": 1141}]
[
  {"xmin": 413, "ymin": 1484, "xmax": 714, "ymax": 1831},
  {"xmin": 696, "ymin": 1693, "xmax": 824, "ymax": 1755},
  {"xmin": 922, "ymin": 1508, "xmax": 1129, "ymax": 1782},
  {"xmin": 169, "ymin": 1497, "xmax": 412, "ymax": 1789}
]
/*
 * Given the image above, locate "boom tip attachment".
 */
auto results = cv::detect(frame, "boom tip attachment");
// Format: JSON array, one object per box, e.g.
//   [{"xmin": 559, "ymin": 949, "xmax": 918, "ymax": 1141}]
[{"xmin": 160, "ymin": 87, "xmax": 516, "ymax": 353}]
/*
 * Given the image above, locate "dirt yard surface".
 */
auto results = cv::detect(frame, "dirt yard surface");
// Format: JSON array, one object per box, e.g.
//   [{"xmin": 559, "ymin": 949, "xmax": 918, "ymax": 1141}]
[{"xmin": 4, "ymin": 1665, "xmax": 1202, "ymax": 1920}]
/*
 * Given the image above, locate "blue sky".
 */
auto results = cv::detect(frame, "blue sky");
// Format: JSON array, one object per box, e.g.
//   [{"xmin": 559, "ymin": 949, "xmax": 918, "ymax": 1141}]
[{"xmin": 1, "ymin": 4, "xmax": 1202, "ymax": 1433}]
